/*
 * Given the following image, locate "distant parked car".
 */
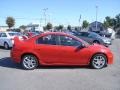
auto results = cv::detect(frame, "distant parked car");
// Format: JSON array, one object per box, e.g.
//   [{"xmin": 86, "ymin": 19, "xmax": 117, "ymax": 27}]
[
  {"xmin": 0, "ymin": 32, "xmax": 23, "ymax": 49},
  {"xmin": 73, "ymin": 32, "xmax": 112, "ymax": 47},
  {"xmin": 11, "ymin": 32, "xmax": 113, "ymax": 70},
  {"xmin": 24, "ymin": 32, "xmax": 39, "ymax": 38}
]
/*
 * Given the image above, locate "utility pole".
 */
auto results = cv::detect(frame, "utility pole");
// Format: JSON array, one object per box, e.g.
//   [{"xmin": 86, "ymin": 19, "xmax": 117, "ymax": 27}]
[
  {"xmin": 79, "ymin": 14, "xmax": 81, "ymax": 30},
  {"xmin": 43, "ymin": 8, "xmax": 48, "ymax": 26},
  {"xmin": 95, "ymin": 6, "xmax": 98, "ymax": 31}
]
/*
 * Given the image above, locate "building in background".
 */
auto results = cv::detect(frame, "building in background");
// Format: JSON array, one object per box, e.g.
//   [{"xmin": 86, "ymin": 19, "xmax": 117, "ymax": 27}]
[
  {"xmin": 26, "ymin": 23, "xmax": 43, "ymax": 32},
  {"xmin": 0, "ymin": 26, "xmax": 9, "ymax": 32},
  {"xmin": 88, "ymin": 21, "xmax": 105, "ymax": 33}
]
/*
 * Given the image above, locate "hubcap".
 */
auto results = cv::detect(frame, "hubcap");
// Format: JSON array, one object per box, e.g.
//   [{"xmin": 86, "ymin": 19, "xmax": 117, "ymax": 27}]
[
  {"xmin": 23, "ymin": 56, "xmax": 37, "ymax": 69},
  {"xmin": 92, "ymin": 55, "xmax": 106, "ymax": 69},
  {"xmin": 4, "ymin": 43, "xmax": 8, "ymax": 49}
]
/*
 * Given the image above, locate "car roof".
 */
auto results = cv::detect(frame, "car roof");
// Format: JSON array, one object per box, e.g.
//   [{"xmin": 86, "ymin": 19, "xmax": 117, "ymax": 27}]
[{"xmin": 39, "ymin": 32, "xmax": 70, "ymax": 36}]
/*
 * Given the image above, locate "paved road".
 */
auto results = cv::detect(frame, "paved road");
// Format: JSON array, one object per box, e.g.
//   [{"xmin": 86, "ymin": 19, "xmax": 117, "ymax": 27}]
[{"xmin": 0, "ymin": 39, "xmax": 120, "ymax": 90}]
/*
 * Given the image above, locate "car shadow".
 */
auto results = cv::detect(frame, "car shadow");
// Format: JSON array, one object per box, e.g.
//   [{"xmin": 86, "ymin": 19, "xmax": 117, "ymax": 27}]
[
  {"xmin": 0, "ymin": 46, "xmax": 12, "ymax": 50},
  {"xmin": 0, "ymin": 57, "xmax": 22, "ymax": 69},
  {"xmin": 0, "ymin": 57, "xmax": 91, "ymax": 70}
]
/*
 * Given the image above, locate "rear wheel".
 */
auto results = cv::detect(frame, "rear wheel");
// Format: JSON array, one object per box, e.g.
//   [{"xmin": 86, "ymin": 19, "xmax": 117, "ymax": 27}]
[
  {"xmin": 4, "ymin": 42, "xmax": 9, "ymax": 50},
  {"xmin": 22, "ymin": 55, "xmax": 38, "ymax": 70},
  {"xmin": 93, "ymin": 40, "xmax": 100, "ymax": 44},
  {"xmin": 90, "ymin": 54, "xmax": 107, "ymax": 69}
]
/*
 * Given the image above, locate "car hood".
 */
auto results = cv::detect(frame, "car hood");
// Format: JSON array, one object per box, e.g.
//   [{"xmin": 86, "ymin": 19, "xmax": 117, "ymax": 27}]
[
  {"xmin": 88, "ymin": 43, "xmax": 111, "ymax": 52},
  {"xmin": 100, "ymin": 36, "xmax": 111, "ymax": 41}
]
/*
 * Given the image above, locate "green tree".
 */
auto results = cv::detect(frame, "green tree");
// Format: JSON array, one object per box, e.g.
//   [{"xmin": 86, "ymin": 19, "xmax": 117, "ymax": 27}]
[
  {"xmin": 115, "ymin": 14, "xmax": 120, "ymax": 28},
  {"xmin": 82, "ymin": 20, "xmax": 89, "ymax": 28},
  {"xmin": 46, "ymin": 22, "xmax": 53, "ymax": 30},
  {"xmin": 67, "ymin": 25, "xmax": 72, "ymax": 31},
  {"xmin": 19, "ymin": 25, "xmax": 26, "ymax": 30},
  {"xmin": 58, "ymin": 25, "xmax": 64, "ymax": 31},
  {"xmin": 103, "ymin": 16, "xmax": 115, "ymax": 28},
  {"xmin": 6, "ymin": 16, "xmax": 15, "ymax": 29}
]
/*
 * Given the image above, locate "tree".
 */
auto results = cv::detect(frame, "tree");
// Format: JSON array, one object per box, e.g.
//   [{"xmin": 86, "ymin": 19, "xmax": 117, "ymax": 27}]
[
  {"xmin": 103, "ymin": 16, "xmax": 115, "ymax": 28},
  {"xmin": 115, "ymin": 14, "xmax": 120, "ymax": 28},
  {"xmin": 58, "ymin": 25, "xmax": 64, "ymax": 31},
  {"xmin": 6, "ymin": 16, "xmax": 15, "ymax": 29},
  {"xmin": 82, "ymin": 20, "xmax": 89, "ymax": 28},
  {"xmin": 46, "ymin": 22, "xmax": 53, "ymax": 30},
  {"xmin": 19, "ymin": 25, "xmax": 26, "ymax": 30},
  {"xmin": 67, "ymin": 25, "xmax": 72, "ymax": 31}
]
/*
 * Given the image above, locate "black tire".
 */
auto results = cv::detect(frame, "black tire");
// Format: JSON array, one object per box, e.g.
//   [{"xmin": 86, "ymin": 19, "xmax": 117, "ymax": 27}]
[
  {"xmin": 93, "ymin": 40, "xmax": 100, "ymax": 44},
  {"xmin": 90, "ymin": 54, "xmax": 107, "ymax": 69},
  {"xmin": 21, "ymin": 55, "xmax": 38, "ymax": 70},
  {"xmin": 4, "ymin": 42, "xmax": 9, "ymax": 50}
]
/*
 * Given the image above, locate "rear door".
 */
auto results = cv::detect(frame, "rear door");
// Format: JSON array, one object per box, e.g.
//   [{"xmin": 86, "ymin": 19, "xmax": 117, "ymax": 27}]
[
  {"xmin": 35, "ymin": 34, "xmax": 63, "ymax": 64},
  {"xmin": 0, "ymin": 33, "xmax": 8, "ymax": 46},
  {"xmin": 79, "ymin": 32, "xmax": 93, "ymax": 44}
]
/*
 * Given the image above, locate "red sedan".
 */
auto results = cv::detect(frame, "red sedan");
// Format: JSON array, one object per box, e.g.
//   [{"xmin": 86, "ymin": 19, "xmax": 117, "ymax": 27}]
[{"xmin": 11, "ymin": 32, "xmax": 113, "ymax": 70}]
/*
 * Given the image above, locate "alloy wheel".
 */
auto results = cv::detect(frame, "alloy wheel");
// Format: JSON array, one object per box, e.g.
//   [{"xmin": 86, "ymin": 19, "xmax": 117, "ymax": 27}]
[
  {"xmin": 22, "ymin": 55, "xmax": 38, "ymax": 70},
  {"xmin": 91, "ymin": 54, "xmax": 107, "ymax": 69}
]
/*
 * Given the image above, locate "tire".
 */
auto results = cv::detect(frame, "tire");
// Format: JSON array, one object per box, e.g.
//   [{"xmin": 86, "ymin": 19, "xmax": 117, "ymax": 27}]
[
  {"xmin": 93, "ymin": 40, "xmax": 100, "ymax": 44},
  {"xmin": 22, "ymin": 55, "xmax": 38, "ymax": 70},
  {"xmin": 4, "ymin": 42, "xmax": 9, "ymax": 50},
  {"xmin": 90, "ymin": 54, "xmax": 107, "ymax": 69}
]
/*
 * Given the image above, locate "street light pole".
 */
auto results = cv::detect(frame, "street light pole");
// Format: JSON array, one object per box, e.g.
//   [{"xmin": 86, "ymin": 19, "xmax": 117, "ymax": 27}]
[
  {"xmin": 43, "ymin": 8, "xmax": 48, "ymax": 26},
  {"xmin": 79, "ymin": 14, "xmax": 81, "ymax": 30},
  {"xmin": 95, "ymin": 6, "xmax": 98, "ymax": 31}
]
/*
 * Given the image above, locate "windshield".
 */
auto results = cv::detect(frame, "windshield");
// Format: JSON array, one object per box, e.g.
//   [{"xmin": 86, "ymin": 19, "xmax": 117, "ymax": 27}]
[{"xmin": 89, "ymin": 32, "xmax": 101, "ymax": 38}]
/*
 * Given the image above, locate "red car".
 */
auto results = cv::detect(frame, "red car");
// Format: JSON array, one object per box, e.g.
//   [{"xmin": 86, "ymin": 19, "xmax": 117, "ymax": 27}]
[{"xmin": 11, "ymin": 32, "xmax": 113, "ymax": 70}]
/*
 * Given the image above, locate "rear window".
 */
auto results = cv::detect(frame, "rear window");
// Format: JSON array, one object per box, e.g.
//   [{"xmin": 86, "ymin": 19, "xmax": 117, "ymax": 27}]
[{"xmin": 8, "ymin": 33, "xmax": 21, "ymax": 36}]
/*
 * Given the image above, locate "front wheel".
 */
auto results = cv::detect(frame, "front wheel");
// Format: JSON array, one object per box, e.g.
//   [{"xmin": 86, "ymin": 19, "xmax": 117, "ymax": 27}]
[
  {"xmin": 93, "ymin": 40, "xmax": 100, "ymax": 44},
  {"xmin": 90, "ymin": 54, "xmax": 107, "ymax": 69},
  {"xmin": 22, "ymin": 55, "xmax": 38, "ymax": 70},
  {"xmin": 4, "ymin": 42, "xmax": 9, "ymax": 50}
]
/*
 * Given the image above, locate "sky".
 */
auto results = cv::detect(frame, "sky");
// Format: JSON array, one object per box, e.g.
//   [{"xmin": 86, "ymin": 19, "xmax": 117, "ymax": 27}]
[{"xmin": 0, "ymin": 0, "xmax": 120, "ymax": 27}]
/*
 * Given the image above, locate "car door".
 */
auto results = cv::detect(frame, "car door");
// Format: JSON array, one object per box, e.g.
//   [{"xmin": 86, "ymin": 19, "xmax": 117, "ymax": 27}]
[
  {"xmin": 0, "ymin": 33, "xmax": 7, "ymax": 46},
  {"xmin": 58, "ymin": 35, "xmax": 90, "ymax": 65},
  {"xmin": 80, "ymin": 32, "xmax": 93, "ymax": 44},
  {"xmin": 35, "ymin": 34, "xmax": 63, "ymax": 64},
  {"xmin": 0, "ymin": 33, "xmax": 2, "ymax": 46}
]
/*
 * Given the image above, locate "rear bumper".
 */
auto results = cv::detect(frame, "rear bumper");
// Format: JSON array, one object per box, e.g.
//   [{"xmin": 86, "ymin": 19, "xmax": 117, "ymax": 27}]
[{"xmin": 10, "ymin": 49, "xmax": 21, "ymax": 63}]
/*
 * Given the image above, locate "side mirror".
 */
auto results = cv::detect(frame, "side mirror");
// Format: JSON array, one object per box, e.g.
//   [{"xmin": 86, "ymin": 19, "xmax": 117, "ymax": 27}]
[{"xmin": 77, "ymin": 43, "xmax": 85, "ymax": 49}]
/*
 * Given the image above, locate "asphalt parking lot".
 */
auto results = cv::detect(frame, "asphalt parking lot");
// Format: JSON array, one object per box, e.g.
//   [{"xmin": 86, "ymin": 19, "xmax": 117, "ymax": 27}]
[{"xmin": 0, "ymin": 39, "xmax": 120, "ymax": 90}]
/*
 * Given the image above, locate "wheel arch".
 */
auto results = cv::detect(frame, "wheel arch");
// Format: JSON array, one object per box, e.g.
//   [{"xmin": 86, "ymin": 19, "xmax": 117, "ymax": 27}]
[{"xmin": 21, "ymin": 52, "xmax": 41, "ymax": 64}]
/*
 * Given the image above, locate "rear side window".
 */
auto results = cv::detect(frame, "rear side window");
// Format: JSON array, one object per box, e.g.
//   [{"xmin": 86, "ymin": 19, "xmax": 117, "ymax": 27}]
[
  {"xmin": 8, "ymin": 33, "xmax": 21, "ymax": 36},
  {"xmin": 80, "ymin": 32, "xmax": 89, "ymax": 37},
  {"xmin": 37, "ymin": 35, "xmax": 58, "ymax": 45}
]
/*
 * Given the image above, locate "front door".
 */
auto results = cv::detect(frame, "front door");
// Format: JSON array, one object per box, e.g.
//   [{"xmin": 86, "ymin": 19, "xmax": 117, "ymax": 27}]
[{"xmin": 58, "ymin": 35, "xmax": 90, "ymax": 65}]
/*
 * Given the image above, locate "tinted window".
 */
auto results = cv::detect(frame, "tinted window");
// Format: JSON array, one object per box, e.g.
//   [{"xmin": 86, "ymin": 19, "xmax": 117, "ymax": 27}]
[
  {"xmin": 37, "ymin": 35, "xmax": 58, "ymax": 45},
  {"xmin": 8, "ymin": 32, "xmax": 21, "ymax": 36},
  {"xmin": 59, "ymin": 35, "xmax": 81, "ymax": 46},
  {"xmin": 80, "ymin": 32, "xmax": 89, "ymax": 37},
  {"xmin": 1, "ymin": 33, "xmax": 7, "ymax": 37},
  {"xmin": 88, "ymin": 32, "xmax": 100, "ymax": 38}
]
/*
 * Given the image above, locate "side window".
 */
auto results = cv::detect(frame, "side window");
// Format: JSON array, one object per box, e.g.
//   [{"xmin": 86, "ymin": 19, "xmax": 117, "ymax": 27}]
[
  {"xmin": 1, "ymin": 33, "xmax": 7, "ymax": 37},
  {"xmin": 37, "ymin": 35, "xmax": 58, "ymax": 45},
  {"xmin": 0, "ymin": 33, "xmax": 2, "ymax": 37},
  {"xmin": 60, "ymin": 35, "xmax": 81, "ymax": 46},
  {"xmin": 81, "ymin": 32, "xmax": 89, "ymax": 37}
]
